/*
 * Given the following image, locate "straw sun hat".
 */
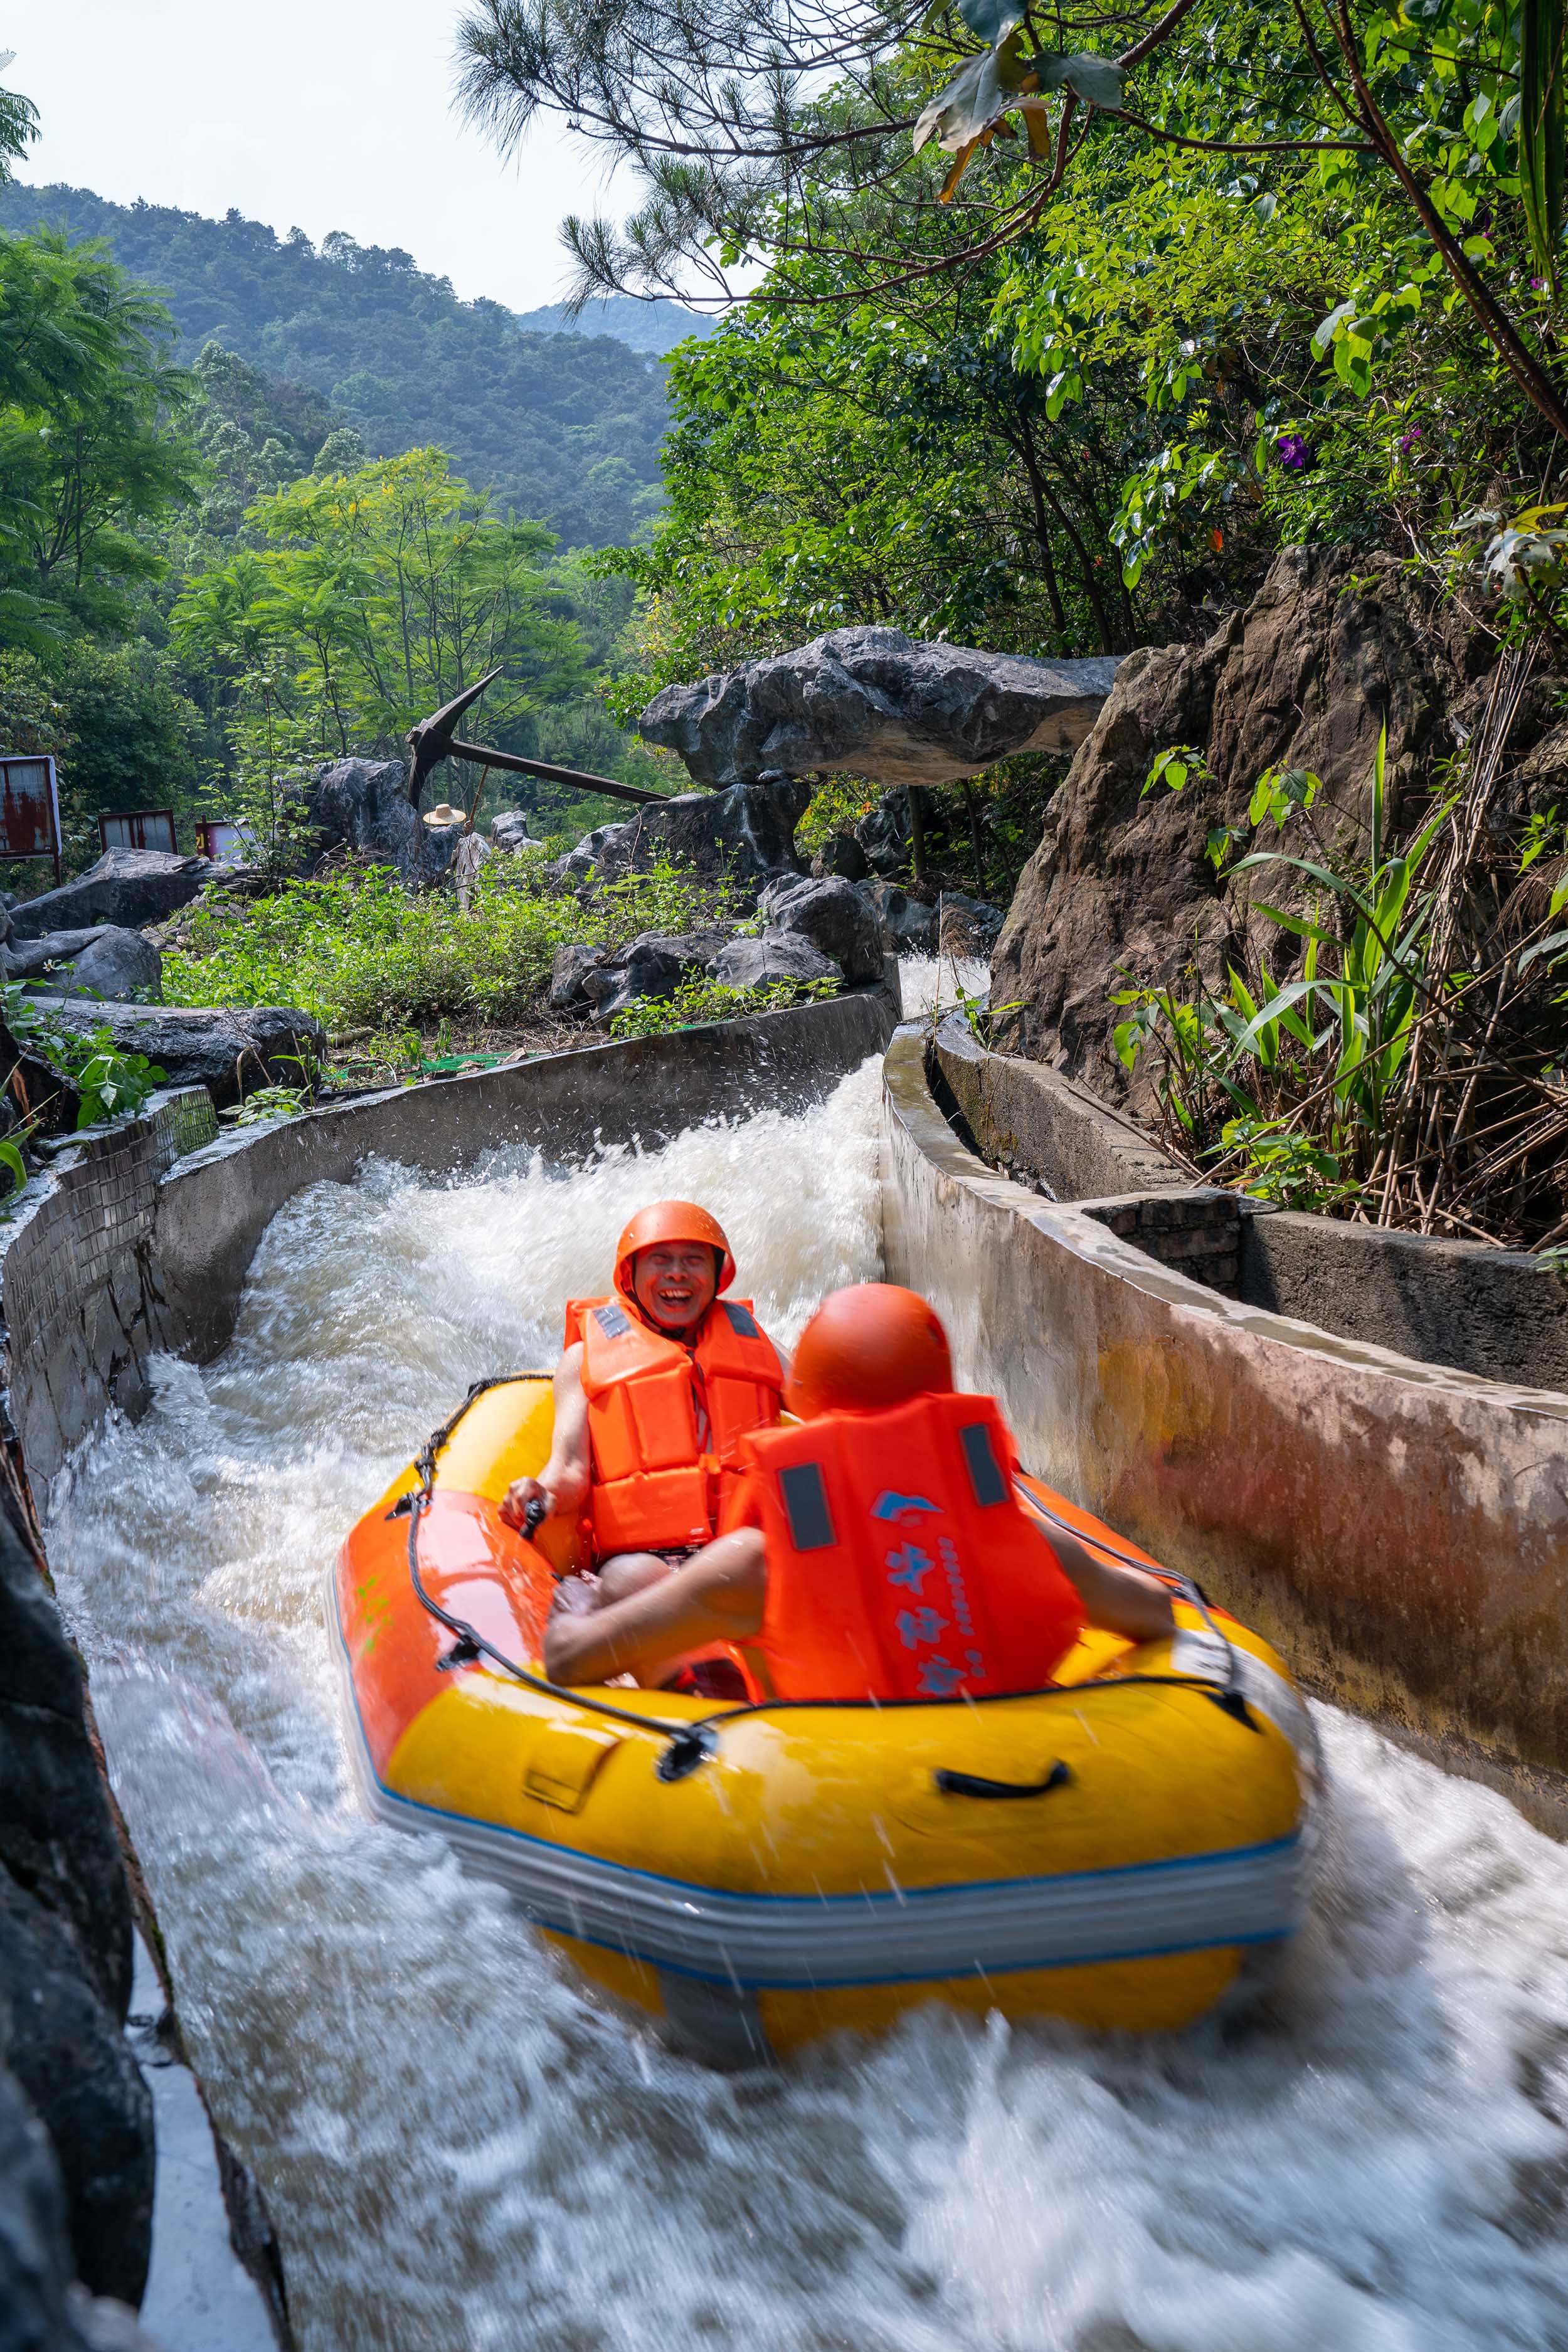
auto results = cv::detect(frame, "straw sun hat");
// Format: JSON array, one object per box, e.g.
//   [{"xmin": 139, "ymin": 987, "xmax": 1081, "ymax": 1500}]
[{"xmin": 421, "ymin": 803, "xmax": 465, "ymax": 828}]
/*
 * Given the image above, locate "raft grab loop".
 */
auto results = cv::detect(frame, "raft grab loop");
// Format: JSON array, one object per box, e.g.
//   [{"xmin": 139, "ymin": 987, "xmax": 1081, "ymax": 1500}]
[
  {"xmin": 933, "ymin": 1761, "xmax": 1073, "ymax": 1800},
  {"xmin": 1014, "ymin": 1478, "xmax": 1257, "ymax": 1733}
]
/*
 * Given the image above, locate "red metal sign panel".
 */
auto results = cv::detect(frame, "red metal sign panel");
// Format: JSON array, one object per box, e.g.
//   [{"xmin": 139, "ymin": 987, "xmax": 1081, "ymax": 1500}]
[
  {"xmin": 99, "ymin": 808, "xmax": 177, "ymax": 855},
  {"xmin": 0, "ymin": 756, "xmax": 60, "ymax": 862}
]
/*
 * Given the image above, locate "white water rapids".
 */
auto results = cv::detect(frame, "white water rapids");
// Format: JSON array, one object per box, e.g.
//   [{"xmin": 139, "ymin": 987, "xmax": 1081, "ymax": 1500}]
[{"xmin": 44, "ymin": 1009, "xmax": 1568, "ymax": 2352}]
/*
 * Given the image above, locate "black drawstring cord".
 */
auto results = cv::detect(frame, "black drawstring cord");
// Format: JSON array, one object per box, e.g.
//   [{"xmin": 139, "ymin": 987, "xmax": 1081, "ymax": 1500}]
[
  {"xmin": 1014, "ymin": 1478, "xmax": 1256, "ymax": 1730},
  {"xmin": 399, "ymin": 1376, "xmax": 720, "ymax": 1780}
]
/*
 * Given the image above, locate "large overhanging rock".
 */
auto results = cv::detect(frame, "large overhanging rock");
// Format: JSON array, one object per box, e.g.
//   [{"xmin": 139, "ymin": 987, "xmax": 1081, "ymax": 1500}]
[{"xmin": 638, "ymin": 626, "xmax": 1123, "ymax": 790}]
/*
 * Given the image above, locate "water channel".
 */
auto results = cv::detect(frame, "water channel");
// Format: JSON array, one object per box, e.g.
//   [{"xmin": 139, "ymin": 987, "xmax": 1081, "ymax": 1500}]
[{"xmin": 44, "ymin": 993, "xmax": 1568, "ymax": 2352}]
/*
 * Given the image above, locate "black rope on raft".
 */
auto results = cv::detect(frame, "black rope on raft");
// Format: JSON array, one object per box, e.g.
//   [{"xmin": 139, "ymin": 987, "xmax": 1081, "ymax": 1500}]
[
  {"xmin": 402, "ymin": 1377, "xmax": 1258, "ymax": 1764},
  {"xmin": 401, "ymin": 1376, "xmax": 721, "ymax": 1780},
  {"xmin": 1013, "ymin": 1480, "xmax": 1254, "ymax": 1729}
]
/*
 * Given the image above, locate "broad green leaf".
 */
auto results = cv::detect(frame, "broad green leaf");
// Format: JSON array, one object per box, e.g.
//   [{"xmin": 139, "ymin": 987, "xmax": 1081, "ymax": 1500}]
[
  {"xmin": 1037, "ymin": 51, "xmax": 1126, "ymax": 108},
  {"xmin": 956, "ymin": 0, "xmax": 1024, "ymax": 44}
]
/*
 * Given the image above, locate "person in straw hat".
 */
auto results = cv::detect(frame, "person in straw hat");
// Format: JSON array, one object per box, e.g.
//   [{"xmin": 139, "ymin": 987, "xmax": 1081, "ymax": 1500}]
[{"xmin": 423, "ymin": 800, "xmax": 490, "ymax": 910}]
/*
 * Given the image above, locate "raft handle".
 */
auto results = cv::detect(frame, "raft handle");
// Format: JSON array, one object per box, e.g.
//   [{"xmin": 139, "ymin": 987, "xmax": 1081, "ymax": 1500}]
[
  {"xmin": 933, "ymin": 1760, "xmax": 1073, "ymax": 1801},
  {"xmin": 657, "ymin": 1722, "xmax": 719, "ymax": 1782}
]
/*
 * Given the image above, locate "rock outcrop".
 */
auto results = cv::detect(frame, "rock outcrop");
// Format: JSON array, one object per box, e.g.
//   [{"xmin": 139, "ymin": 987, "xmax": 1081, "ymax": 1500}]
[
  {"xmin": 0, "ymin": 1483, "xmax": 155, "ymax": 2327},
  {"xmin": 489, "ymin": 809, "xmax": 541, "ymax": 854},
  {"xmin": 858, "ymin": 880, "xmax": 936, "ymax": 955},
  {"xmin": 640, "ymin": 627, "xmax": 1121, "ymax": 790},
  {"xmin": 990, "ymin": 546, "xmax": 1480, "ymax": 1109},
  {"xmin": 758, "ymin": 875, "xmax": 884, "ymax": 983},
  {"xmin": 575, "ymin": 777, "xmax": 810, "ymax": 906},
  {"xmin": 301, "ymin": 758, "xmax": 458, "ymax": 886},
  {"xmin": 31, "ymin": 999, "xmax": 327, "ymax": 1108},
  {"xmin": 579, "ymin": 930, "xmax": 729, "ymax": 1024},
  {"xmin": 10, "ymin": 851, "xmax": 213, "ymax": 943}
]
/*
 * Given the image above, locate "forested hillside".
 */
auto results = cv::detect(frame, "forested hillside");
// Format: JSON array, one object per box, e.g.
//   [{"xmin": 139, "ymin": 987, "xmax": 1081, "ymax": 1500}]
[{"xmin": 0, "ymin": 181, "xmax": 681, "ymax": 548}]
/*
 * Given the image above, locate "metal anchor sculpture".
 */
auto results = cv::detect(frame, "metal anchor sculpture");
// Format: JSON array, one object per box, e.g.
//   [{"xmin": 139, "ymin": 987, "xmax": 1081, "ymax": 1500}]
[{"xmin": 405, "ymin": 672, "xmax": 670, "ymax": 812}]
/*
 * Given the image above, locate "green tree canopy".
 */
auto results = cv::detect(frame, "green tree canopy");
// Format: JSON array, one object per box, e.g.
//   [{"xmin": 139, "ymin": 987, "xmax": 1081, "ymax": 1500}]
[
  {"xmin": 173, "ymin": 446, "xmax": 595, "ymax": 767},
  {"xmin": 0, "ymin": 230, "xmax": 199, "ymax": 646}
]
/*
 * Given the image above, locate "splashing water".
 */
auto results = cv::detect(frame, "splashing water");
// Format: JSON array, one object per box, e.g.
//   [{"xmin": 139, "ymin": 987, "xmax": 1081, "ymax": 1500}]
[
  {"xmin": 46, "ymin": 1054, "xmax": 1568, "ymax": 2352},
  {"xmin": 896, "ymin": 953, "xmax": 992, "ymax": 1018}
]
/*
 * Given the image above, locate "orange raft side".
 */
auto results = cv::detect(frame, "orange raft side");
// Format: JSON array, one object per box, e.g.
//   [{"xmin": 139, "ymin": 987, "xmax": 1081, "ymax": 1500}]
[{"xmin": 337, "ymin": 1380, "xmax": 569, "ymax": 1779}]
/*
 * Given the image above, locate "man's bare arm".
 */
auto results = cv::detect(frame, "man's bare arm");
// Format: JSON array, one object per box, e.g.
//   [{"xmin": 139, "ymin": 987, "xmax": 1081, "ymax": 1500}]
[
  {"xmin": 543, "ymin": 1530, "xmax": 766, "ymax": 1685},
  {"xmin": 1044, "ymin": 1523, "xmax": 1175, "ymax": 1645},
  {"xmin": 500, "ymin": 1343, "xmax": 590, "ymax": 1530}
]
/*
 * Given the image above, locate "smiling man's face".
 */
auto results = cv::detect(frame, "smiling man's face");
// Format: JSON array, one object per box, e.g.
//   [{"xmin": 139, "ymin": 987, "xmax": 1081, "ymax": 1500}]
[{"xmin": 631, "ymin": 1241, "xmax": 720, "ymax": 1334}]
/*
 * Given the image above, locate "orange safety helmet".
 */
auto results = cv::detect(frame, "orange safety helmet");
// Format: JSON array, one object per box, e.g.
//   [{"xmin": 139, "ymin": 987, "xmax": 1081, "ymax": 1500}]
[
  {"xmin": 613, "ymin": 1199, "xmax": 736, "ymax": 1300},
  {"xmin": 785, "ymin": 1283, "xmax": 955, "ymax": 1419}
]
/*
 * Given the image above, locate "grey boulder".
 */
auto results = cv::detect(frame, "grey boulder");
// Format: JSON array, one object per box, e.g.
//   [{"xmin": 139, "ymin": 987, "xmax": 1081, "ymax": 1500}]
[
  {"xmin": 10, "ymin": 850, "xmax": 213, "ymax": 943},
  {"xmin": 938, "ymin": 891, "xmax": 1005, "ymax": 958},
  {"xmin": 707, "ymin": 933, "xmax": 840, "ymax": 990},
  {"xmin": 29, "ymin": 999, "xmax": 326, "ymax": 1108},
  {"xmin": 546, "ymin": 941, "xmax": 605, "ymax": 1012},
  {"xmin": 490, "ymin": 808, "xmax": 541, "ymax": 853},
  {"xmin": 639, "ymin": 625, "xmax": 1121, "ymax": 790},
  {"xmin": 299, "ymin": 758, "xmax": 457, "ymax": 887},
  {"xmin": 551, "ymin": 820, "xmax": 632, "ymax": 890},
  {"xmin": 581, "ymin": 930, "xmax": 730, "ymax": 1024},
  {"xmin": 4, "ymin": 928, "xmax": 110, "ymax": 978},
  {"xmin": 62, "ymin": 928, "xmax": 162, "ymax": 1003},
  {"xmin": 856, "ymin": 792, "xmax": 913, "ymax": 877},
  {"xmin": 812, "ymin": 832, "xmax": 870, "ymax": 882},
  {"xmin": 760, "ymin": 874, "xmax": 882, "ymax": 983},
  {"xmin": 858, "ymin": 880, "xmax": 938, "ymax": 954},
  {"xmin": 582, "ymin": 776, "xmax": 810, "ymax": 906}
]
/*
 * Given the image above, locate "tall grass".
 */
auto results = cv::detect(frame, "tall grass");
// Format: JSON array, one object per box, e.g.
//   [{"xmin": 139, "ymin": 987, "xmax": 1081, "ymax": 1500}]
[
  {"xmin": 162, "ymin": 856, "xmax": 741, "ymax": 1036},
  {"xmin": 1114, "ymin": 659, "xmax": 1568, "ymax": 1250}
]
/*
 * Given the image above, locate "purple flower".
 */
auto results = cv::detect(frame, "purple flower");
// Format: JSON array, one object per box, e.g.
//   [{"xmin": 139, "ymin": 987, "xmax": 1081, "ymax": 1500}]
[
  {"xmin": 1275, "ymin": 432, "xmax": 1311, "ymax": 472},
  {"xmin": 1532, "ymin": 276, "xmax": 1549, "ymax": 292},
  {"xmin": 1397, "ymin": 426, "xmax": 1423, "ymax": 454}
]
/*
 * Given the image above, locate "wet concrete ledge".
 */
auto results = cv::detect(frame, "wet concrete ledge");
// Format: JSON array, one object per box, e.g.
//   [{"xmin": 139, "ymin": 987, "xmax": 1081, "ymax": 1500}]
[
  {"xmin": 932, "ymin": 1016, "xmax": 1568, "ymax": 1391},
  {"xmin": 882, "ymin": 1022, "xmax": 1568, "ymax": 1825}
]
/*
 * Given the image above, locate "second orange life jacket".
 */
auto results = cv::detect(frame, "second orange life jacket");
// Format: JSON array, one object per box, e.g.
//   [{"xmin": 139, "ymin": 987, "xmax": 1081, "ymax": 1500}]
[
  {"xmin": 728, "ymin": 1391, "xmax": 1084, "ymax": 1702},
  {"xmin": 565, "ymin": 1295, "xmax": 783, "ymax": 1557}
]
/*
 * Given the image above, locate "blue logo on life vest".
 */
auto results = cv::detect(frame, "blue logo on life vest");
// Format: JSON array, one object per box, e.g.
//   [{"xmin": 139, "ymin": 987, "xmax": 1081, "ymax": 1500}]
[{"xmin": 871, "ymin": 1490, "xmax": 939, "ymax": 1523}]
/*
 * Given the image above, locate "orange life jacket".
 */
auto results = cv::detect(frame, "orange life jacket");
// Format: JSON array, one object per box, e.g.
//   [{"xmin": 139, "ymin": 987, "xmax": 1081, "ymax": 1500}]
[
  {"xmin": 564, "ymin": 1294, "xmax": 783, "ymax": 1557},
  {"xmin": 728, "ymin": 1392, "xmax": 1084, "ymax": 1702}
]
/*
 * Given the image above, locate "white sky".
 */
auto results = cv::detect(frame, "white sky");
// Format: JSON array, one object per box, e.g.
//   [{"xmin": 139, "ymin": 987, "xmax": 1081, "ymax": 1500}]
[{"xmin": 6, "ymin": 0, "xmax": 617, "ymax": 308}]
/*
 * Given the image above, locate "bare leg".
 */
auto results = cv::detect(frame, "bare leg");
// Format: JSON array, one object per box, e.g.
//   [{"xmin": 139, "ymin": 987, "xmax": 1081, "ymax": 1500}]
[{"xmin": 545, "ymin": 1529, "xmax": 765, "ymax": 1687}]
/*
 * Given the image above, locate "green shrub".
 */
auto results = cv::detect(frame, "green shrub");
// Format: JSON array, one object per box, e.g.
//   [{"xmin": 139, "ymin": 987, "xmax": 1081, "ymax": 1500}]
[
  {"xmin": 609, "ymin": 975, "xmax": 837, "ymax": 1038},
  {"xmin": 161, "ymin": 855, "xmax": 743, "ymax": 1036}
]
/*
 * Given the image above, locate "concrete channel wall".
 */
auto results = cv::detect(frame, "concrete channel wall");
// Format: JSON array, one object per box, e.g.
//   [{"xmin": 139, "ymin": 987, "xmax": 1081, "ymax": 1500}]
[{"xmin": 884, "ymin": 1022, "xmax": 1568, "ymax": 1818}]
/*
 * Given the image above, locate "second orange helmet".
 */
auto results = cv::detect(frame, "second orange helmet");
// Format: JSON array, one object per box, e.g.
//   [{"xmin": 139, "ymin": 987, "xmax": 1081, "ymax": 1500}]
[{"xmin": 785, "ymin": 1283, "xmax": 954, "ymax": 1418}]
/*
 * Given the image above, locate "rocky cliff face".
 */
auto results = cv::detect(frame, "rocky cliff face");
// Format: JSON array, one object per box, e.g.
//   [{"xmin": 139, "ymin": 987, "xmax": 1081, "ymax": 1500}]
[
  {"xmin": 0, "ymin": 1468, "xmax": 156, "ymax": 2344},
  {"xmin": 989, "ymin": 546, "xmax": 1493, "ymax": 1109}
]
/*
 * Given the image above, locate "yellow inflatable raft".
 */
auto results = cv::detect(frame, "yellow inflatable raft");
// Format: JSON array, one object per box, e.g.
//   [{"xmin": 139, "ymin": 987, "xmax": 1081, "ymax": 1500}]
[{"xmin": 332, "ymin": 1377, "xmax": 1320, "ymax": 2061}]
